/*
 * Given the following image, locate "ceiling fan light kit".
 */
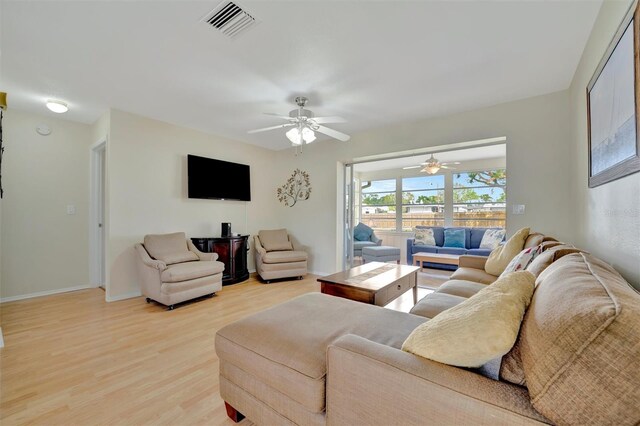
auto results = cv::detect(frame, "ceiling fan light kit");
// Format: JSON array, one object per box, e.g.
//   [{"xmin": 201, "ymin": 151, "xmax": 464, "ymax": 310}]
[{"xmin": 248, "ymin": 96, "xmax": 350, "ymax": 153}]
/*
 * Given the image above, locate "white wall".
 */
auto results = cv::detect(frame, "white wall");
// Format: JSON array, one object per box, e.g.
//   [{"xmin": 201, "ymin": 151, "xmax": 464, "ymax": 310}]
[
  {"xmin": 0, "ymin": 110, "xmax": 92, "ymax": 300},
  {"xmin": 105, "ymin": 109, "xmax": 280, "ymax": 300},
  {"xmin": 569, "ymin": 0, "xmax": 640, "ymax": 288},
  {"xmin": 273, "ymin": 90, "xmax": 573, "ymax": 274}
]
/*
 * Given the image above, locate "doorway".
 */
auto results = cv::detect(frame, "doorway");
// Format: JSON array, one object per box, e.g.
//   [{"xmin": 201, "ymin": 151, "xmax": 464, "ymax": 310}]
[
  {"xmin": 90, "ymin": 140, "xmax": 106, "ymax": 290},
  {"xmin": 343, "ymin": 138, "xmax": 507, "ymax": 269}
]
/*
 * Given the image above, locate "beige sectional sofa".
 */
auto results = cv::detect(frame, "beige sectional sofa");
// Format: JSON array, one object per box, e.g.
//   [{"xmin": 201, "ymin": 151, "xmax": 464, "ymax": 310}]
[{"xmin": 215, "ymin": 235, "xmax": 640, "ymax": 425}]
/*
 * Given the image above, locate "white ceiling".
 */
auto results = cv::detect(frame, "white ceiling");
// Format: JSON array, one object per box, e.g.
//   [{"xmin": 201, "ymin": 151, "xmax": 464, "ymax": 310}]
[
  {"xmin": 353, "ymin": 144, "xmax": 506, "ymax": 173},
  {"xmin": 1, "ymin": 1, "xmax": 601, "ymax": 150}
]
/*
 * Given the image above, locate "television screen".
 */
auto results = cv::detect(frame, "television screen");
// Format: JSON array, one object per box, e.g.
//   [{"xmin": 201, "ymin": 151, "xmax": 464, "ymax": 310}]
[{"xmin": 187, "ymin": 155, "xmax": 251, "ymax": 201}]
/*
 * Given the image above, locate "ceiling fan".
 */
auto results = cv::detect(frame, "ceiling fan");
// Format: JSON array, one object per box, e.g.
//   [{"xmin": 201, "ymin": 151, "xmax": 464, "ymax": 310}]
[
  {"xmin": 402, "ymin": 154, "xmax": 461, "ymax": 174},
  {"xmin": 248, "ymin": 96, "xmax": 350, "ymax": 146}
]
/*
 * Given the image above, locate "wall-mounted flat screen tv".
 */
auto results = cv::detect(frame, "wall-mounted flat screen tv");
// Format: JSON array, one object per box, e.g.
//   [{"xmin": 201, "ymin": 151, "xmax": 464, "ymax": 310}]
[{"xmin": 187, "ymin": 154, "xmax": 251, "ymax": 201}]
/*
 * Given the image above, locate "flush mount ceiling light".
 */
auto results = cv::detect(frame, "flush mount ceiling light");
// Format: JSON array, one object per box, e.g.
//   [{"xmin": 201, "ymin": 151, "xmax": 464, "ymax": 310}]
[{"xmin": 46, "ymin": 100, "xmax": 68, "ymax": 114}]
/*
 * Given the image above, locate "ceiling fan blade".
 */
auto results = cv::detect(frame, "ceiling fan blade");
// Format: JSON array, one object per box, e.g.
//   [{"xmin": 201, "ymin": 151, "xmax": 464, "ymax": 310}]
[
  {"xmin": 441, "ymin": 161, "xmax": 461, "ymax": 165},
  {"xmin": 441, "ymin": 165, "xmax": 457, "ymax": 170},
  {"xmin": 312, "ymin": 116, "xmax": 347, "ymax": 124},
  {"xmin": 402, "ymin": 166, "xmax": 422, "ymax": 170},
  {"xmin": 263, "ymin": 112, "xmax": 294, "ymax": 120},
  {"xmin": 314, "ymin": 125, "xmax": 351, "ymax": 142},
  {"xmin": 247, "ymin": 123, "xmax": 295, "ymax": 134}
]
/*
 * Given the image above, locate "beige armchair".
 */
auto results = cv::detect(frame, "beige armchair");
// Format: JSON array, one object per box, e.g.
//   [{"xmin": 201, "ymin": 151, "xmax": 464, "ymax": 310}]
[
  {"xmin": 254, "ymin": 229, "xmax": 308, "ymax": 283},
  {"xmin": 135, "ymin": 232, "xmax": 225, "ymax": 310}
]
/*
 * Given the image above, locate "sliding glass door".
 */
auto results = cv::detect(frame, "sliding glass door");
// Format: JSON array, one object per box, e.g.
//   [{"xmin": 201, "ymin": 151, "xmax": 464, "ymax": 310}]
[{"xmin": 343, "ymin": 163, "xmax": 355, "ymax": 269}]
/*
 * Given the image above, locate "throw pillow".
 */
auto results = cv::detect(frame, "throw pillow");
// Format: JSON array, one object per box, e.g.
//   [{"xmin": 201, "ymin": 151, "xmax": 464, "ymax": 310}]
[
  {"xmin": 258, "ymin": 229, "xmax": 293, "ymax": 252},
  {"xmin": 499, "ymin": 245, "xmax": 543, "ymax": 278},
  {"xmin": 443, "ymin": 228, "xmax": 465, "ymax": 248},
  {"xmin": 414, "ymin": 227, "xmax": 436, "ymax": 246},
  {"xmin": 484, "ymin": 227, "xmax": 530, "ymax": 276},
  {"xmin": 402, "ymin": 271, "xmax": 535, "ymax": 367},
  {"xmin": 480, "ymin": 229, "xmax": 506, "ymax": 250},
  {"xmin": 353, "ymin": 223, "xmax": 373, "ymax": 242},
  {"xmin": 525, "ymin": 245, "xmax": 584, "ymax": 278}
]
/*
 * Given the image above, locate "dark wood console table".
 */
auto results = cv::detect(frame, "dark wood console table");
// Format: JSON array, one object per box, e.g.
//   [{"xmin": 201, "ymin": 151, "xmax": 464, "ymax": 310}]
[{"xmin": 191, "ymin": 235, "xmax": 250, "ymax": 285}]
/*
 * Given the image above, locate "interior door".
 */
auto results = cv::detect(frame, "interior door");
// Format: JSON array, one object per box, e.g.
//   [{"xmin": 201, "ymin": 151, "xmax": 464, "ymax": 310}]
[{"xmin": 97, "ymin": 147, "xmax": 106, "ymax": 287}]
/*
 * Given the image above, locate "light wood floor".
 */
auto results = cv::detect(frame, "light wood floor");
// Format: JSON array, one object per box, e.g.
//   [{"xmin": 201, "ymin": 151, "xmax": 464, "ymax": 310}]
[{"xmin": 0, "ymin": 271, "xmax": 447, "ymax": 426}]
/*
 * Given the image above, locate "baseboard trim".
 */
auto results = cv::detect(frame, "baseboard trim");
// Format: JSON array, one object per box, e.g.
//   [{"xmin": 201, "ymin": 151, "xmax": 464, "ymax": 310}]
[
  {"xmin": 0, "ymin": 285, "xmax": 93, "ymax": 303},
  {"xmin": 309, "ymin": 271, "xmax": 330, "ymax": 277},
  {"xmin": 106, "ymin": 291, "xmax": 142, "ymax": 302}
]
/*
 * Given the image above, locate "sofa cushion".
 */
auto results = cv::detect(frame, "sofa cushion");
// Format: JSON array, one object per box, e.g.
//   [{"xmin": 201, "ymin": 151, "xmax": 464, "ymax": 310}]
[
  {"xmin": 435, "ymin": 247, "xmax": 467, "ymax": 256},
  {"xmin": 415, "ymin": 226, "xmax": 445, "ymax": 247},
  {"xmin": 161, "ymin": 260, "xmax": 224, "ymax": 282},
  {"xmin": 262, "ymin": 250, "xmax": 308, "ymax": 264},
  {"xmin": 484, "ymin": 227, "xmax": 530, "ymax": 276},
  {"xmin": 409, "ymin": 292, "xmax": 467, "ymax": 319},
  {"xmin": 411, "ymin": 245, "xmax": 438, "ymax": 254},
  {"xmin": 403, "ymin": 271, "xmax": 535, "ymax": 368},
  {"xmin": 469, "ymin": 228, "xmax": 488, "ymax": 249},
  {"xmin": 514, "ymin": 253, "xmax": 640, "ymax": 425},
  {"xmin": 215, "ymin": 293, "xmax": 426, "ymax": 413},
  {"xmin": 259, "ymin": 229, "xmax": 293, "ymax": 252},
  {"xmin": 450, "ymin": 267, "xmax": 497, "ymax": 285},
  {"xmin": 466, "ymin": 248, "xmax": 492, "ymax": 256},
  {"xmin": 443, "ymin": 228, "xmax": 465, "ymax": 248},
  {"xmin": 160, "ymin": 251, "xmax": 199, "ymax": 265},
  {"xmin": 436, "ymin": 280, "xmax": 488, "ymax": 298},
  {"xmin": 144, "ymin": 232, "xmax": 190, "ymax": 262}
]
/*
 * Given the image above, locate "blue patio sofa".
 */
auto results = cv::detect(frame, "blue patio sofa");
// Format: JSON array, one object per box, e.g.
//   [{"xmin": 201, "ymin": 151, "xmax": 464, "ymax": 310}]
[{"xmin": 406, "ymin": 226, "xmax": 503, "ymax": 270}]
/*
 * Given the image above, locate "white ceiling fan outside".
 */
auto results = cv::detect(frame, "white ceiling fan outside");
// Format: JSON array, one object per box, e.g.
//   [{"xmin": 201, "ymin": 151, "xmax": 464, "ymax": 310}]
[{"xmin": 402, "ymin": 154, "xmax": 461, "ymax": 174}]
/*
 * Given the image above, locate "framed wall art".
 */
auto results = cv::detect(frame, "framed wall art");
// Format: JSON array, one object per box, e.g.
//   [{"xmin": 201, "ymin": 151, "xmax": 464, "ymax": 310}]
[{"xmin": 587, "ymin": 0, "xmax": 640, "ymax": 188}]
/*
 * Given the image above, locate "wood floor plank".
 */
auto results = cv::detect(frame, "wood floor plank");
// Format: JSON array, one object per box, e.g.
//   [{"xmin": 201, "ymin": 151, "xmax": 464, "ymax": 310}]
[{"xmin": 0, "ymin": 270, "xmax": 446, "ymax": 425}]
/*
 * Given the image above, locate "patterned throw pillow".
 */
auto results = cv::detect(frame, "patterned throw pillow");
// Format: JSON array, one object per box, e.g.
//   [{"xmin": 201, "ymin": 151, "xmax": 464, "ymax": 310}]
[
  {"xmin": 499, "ymin": 245, "xmax": 543, "ymax": 278},
  {"xmin": 414, "ymin": 228, "xmax": 436, "ymax": 246},
  {"xmin": 480, "ymin": 229, "xmax": 506, "ymax": 250}
]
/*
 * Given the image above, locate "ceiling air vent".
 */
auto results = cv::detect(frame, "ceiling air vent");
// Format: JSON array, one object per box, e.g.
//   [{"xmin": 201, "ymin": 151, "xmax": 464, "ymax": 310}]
[{"xmin": 202, "ymin": 1, "xmax": 259, "ymax": 39}]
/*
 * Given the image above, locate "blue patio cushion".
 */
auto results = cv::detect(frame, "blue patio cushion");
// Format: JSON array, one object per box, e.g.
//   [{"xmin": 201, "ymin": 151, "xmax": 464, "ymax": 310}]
[
  {"xmin": 412, "ymin": 245, "xmax": 438, "ymax": 254},
  {"xmin": 415, "ymin": 226, "xmax": 445, "ymax": 247},
  {"xmin": 354, "ymin": 241, "xmax": 377, "ymax": 249},
  {"xmin": 354, "ymin": 223, "xmax": 373, "ymax": 241},
  {"xmin": 436, "ymin": 247, "xmax": 468, "ymax": 256},
  {"xmin": 467, "ymin": 248, "xmax": 493, "ymax": 256},
  {"xmin": 363, "ymin": 246, "xmax": 400, "ymax": 258}
]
